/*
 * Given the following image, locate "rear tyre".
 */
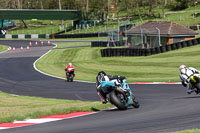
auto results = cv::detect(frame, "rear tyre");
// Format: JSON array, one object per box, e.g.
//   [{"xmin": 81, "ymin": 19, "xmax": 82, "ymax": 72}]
[
  {"xmin": 70, "ymin": 75, "xmax": 74, "ymax": 82},
  {"xmin": 110, "ymin": 91, "xmax": 127, "ymax": 110},
  {"xmin": 196, "ymin": 83, "xmax": 200, "ymax": 94}
]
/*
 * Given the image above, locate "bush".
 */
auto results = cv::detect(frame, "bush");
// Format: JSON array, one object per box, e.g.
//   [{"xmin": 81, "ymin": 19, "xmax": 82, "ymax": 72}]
[{"xmin": 168, "ymin": 0, "xmax": 196, "ymax": 10}]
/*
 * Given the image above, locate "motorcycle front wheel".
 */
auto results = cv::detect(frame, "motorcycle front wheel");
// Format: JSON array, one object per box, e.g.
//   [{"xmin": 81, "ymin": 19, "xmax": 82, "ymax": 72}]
[
  {"xmin": 131, "ymin": 96, "xmax": 140, "ymax": 108},
  {"xmin": 110, "ymin": 91, "xmax": 127, "ymax": 110}
]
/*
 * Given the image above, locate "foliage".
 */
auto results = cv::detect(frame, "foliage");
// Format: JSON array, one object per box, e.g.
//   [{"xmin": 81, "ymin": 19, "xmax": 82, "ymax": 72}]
[{"xmin": 0, "ymin": 0, "xmax": 200, "ymax": 20}]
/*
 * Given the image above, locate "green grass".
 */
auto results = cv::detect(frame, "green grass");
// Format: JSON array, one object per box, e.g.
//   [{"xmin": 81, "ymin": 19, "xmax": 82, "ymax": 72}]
[
  {"xmin": 65, "ymin": 8, "xmax": 200, "ymax": 34},
  {"xmin": 55, "ymin": 42, "xmax": 91, "ymax": 48},
  {"xmin": 171, "ymin": 129, "xmax": 200, "ymax": 133},
  {"xmin": 65, "ymin": 14, "xmax": 200, "ymax": 36},
  {"xmin": 41, "ymin": 37, "xmax": 108, "ymax": 41},
  {"xmin": 8, "ymin": 25, "xmax": 60, "ymax": 35},
  {"xmin": 35, "ymin": 43, "xmax": 200, "ymax": 83},
  {"xmin": 153, "ymin": 11, "xmax": 200, "ymax": 26},
  {"xmin": 0, "ymin": 44, "xmax": 9, "ymax": 52},
  {"xmin": 0, "ymin": 91, "xmax": 113, "ymax": 123},
  {"xmin": 7, "ymin": 20, "xmax": 73, "ymax": 35}
]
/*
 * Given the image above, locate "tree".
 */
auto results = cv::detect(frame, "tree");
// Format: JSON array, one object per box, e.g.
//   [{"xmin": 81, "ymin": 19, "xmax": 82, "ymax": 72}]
[
  {"xmin": 149, "ymin": 0, "xmax": 154, "ymax": 16},
  {"xmin": 17, "ymin": 0, "xmax": 21, "ymax": 9},
  {"xmin": 162, "ymin": 0, "xmax": 166, "ymax": 18},
  {"xmin": 174, "ymin": 0, "xmax": 190, "ymax": 9},
  {"xmin": 58, "ymin": 0, "xmax": 62, "ymax": 10},
  {"xmin": 86, "ymin": 0, "xmax": 89, "ymax": 12},
  {"xmin": 114, "ymin": 0, "xmax": 119, "ymax": 21},
  {"xmin": 106, "ymin": 0, "xmax": 110, "ymax": 25},
  {"xmin": 40, "ymin": 0, "xmax": 44, "ymax": 9},
  {"xmin": 125, "ymin": 0, "xmax": 130, "ymax": 20}
]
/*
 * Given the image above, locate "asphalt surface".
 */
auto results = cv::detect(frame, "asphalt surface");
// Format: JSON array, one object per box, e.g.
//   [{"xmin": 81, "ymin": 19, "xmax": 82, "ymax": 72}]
[{"xmin": 0, "ymin": 40, "xmax": 200, "ymax": 133}]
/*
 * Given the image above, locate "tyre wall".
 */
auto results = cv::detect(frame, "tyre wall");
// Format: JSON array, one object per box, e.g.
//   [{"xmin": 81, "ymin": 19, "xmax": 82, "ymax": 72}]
[{"xmin": 100, "ymin": 37, "xmax": 200, "ymax": 57}]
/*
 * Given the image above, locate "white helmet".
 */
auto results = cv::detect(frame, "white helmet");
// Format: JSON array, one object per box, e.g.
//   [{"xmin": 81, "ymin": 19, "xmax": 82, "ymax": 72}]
[
  {"xmin": 69, "ymin": 63, "xmax": 72, "ymax": 66},
  {"xmin": 179, "ymin": 65, "xmax": 186, "ymax": 72}
]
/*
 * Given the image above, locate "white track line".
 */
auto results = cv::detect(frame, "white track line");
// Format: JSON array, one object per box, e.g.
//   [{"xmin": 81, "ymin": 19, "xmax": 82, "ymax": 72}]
[
  {"xmin": 13, "ymin": 118, "xmax": 61, "ymax": 124},
  {"xmin": 0, "ymin": 112, "xmax": 97, "ymax": 130},
  {"xmin": 33, "ymin": 43, "xmax": 95, "ymax": 84}
]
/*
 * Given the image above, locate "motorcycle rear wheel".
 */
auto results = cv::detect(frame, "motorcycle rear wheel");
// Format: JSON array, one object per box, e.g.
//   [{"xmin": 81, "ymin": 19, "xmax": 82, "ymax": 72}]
[
  {"xmin": 66, "ymin": 75, "xmax": 74, "ymax": 82},
  {"xmin": 196, "ymin": 83, "xmax": 200, "ymax": 94}
]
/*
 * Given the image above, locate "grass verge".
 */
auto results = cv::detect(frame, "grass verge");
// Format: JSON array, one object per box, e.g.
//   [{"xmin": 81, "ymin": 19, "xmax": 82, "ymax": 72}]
[
  {"xmin": 0, "ymin": 45, "xmax": 9, "ymax": 52},
  {"xmin": 41, "ymin": 37, "xmax": 108, "ymax": 41},
  {"xmin": 35, "ymin": 42, "xmax": 200, "ymax": 83},
  {"xmin": 55, "ymin": 42, "xmax": 91, "ymax": 48},
  {"xmin": 0, "ymin": 91, "xmax": 113, "ymax": 123},
  {"xmin": 171, "ymin": 129, "xmax": 200, "ymax": 133}
]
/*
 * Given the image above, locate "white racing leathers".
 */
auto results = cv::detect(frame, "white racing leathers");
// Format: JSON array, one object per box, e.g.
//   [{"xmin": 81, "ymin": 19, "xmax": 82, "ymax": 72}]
[{"xmin": 179, "ymin": 67, "xmax": 200, "ymax": 94}]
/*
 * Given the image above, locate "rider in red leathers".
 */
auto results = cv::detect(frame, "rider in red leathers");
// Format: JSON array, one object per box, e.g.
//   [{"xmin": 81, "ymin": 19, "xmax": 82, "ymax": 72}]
[{"xmin": 65, "ymin": 63, "xmax": 75, "ymax": 81}]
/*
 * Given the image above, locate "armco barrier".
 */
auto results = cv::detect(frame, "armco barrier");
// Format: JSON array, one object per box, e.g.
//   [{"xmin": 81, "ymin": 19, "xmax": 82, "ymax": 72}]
[
  {"xmin": 54, "ymin": 32, "xmax": 107, "ymax": 38},
  {"xmin": 3, "ymin": 34, "xmax": 49, "ymax": 39},
  {"xmin": 91, "ymin": 40, "xmax": 125, "ymax": 47},
  {"xmin": 100, "ymin": 37, "xmax": 200, "ymax": 57}
]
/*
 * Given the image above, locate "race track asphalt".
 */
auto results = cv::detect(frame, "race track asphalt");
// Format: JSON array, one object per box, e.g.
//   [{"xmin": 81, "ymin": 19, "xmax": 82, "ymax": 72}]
[{"xmin": 1, "ymin": 40, "xmax": 200, "ymax": 133}]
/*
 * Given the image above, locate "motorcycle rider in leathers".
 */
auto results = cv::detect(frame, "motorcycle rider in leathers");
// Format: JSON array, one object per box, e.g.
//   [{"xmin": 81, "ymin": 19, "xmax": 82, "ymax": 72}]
[
  {"xmin": 179, "ymin": 65, "xmax": 200, "ymax": 94},
  {"xmin": 96, "ymin": 71, "xmax": 126, "ymax": 104},
  {"xmin": 65, "ymin": 63, "xmax": 75, "ymax": 80}
]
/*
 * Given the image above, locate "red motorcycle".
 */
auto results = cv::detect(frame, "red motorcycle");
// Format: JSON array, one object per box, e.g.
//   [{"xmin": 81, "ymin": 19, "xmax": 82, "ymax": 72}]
[{"xmin": 65, "ymin": 68, "xmax": 75, "ymax": 82}]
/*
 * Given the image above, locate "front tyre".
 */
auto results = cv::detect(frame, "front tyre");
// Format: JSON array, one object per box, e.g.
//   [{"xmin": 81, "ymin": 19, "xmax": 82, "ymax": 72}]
[
  {"xmin": 131, "ymin": 96, "xmax": 140, "ymax": 108},
  {"xmin": 110, "ymin": 91, "xmax": 127, "ymax": 110}
]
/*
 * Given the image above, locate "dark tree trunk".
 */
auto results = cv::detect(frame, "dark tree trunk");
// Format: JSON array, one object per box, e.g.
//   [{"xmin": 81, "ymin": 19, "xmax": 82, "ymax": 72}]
[{"xmin": 125, "ymin": 0, "xmax": 130, "ymax": 20}]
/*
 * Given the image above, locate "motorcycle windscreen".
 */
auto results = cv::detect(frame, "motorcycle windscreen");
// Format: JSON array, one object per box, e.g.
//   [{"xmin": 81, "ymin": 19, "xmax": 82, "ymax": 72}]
[{"xmin": 100, "ymin": 81, "xmax": 115, "ymax": 93}]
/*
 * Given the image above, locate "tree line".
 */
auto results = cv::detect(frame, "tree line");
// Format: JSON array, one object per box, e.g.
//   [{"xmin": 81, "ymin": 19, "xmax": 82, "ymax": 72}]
[{"xmin": 0, "ymin": 0, "xmax": 199, "ymax": 20}]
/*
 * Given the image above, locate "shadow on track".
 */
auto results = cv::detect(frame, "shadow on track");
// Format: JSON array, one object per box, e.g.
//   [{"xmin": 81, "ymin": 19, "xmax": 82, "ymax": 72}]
[
  {"xmin": 174, "ymin": 95, "xmax": 200, "ymax": 99},
  {"xmin": 103, "ymin": 107, "xmax": 138, "ymax": 112}
]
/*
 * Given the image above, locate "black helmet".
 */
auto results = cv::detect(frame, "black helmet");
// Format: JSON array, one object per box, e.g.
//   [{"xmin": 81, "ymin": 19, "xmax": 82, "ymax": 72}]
[{"xmin": 98, "ymin": 71, "xmax": 107, "ymax": 76}]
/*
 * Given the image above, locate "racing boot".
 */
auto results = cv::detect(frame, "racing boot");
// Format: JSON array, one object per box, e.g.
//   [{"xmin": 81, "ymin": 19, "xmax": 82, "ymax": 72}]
[
  {"xmin": 187, "ymin": 89, "xmax": 195, "ymax": 94},
  {"xmin": 131, "ymin": 95, "xmax": 140, "ymax": 108}
]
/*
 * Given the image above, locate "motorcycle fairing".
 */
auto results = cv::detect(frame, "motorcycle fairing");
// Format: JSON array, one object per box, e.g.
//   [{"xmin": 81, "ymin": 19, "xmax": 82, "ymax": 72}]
[
  {"xmin": 100, "ymin": 81, "xmax": 115, "ymax": 93},
  {"xmin": 122, "ymin": 79, "xmax": 133, "ymax": 105}
]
